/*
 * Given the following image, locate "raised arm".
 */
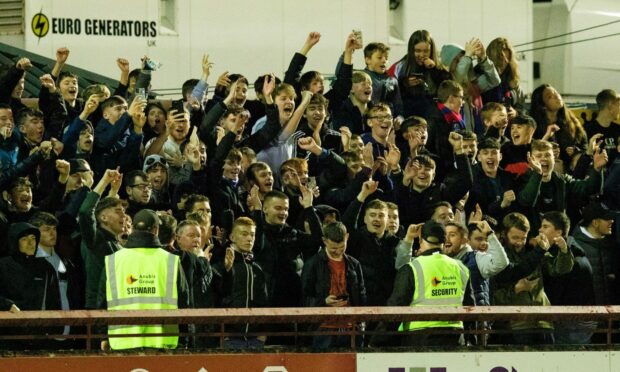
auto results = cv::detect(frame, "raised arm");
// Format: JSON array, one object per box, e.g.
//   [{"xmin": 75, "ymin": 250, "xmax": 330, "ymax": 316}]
[{"xmin": 279, "ymin": 90, "xmax": 312, "ymax": 140}]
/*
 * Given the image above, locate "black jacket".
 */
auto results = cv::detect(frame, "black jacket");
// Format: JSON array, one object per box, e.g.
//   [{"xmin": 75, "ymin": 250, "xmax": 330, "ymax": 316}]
[
  {"xmin": 394, "ymin": 154, "xmax": 473, "ymax": 226},
  {"xmin": 301, "ymin": 249, "xmax": 366, "ymax": 307},
  {"xmin": 78, "ymin": 191, "xmax": 123, "ymax": 309},
  {"xmin": 343, "ymin": 199, "xmax": 402, "ymax": 306},
  {"xmin": 252, "ymin": 208, "xmax": 322, "ymax": 307},
  {"xmin": 0, "ymin": 222, "xmax": 59, "ymax": 311}
]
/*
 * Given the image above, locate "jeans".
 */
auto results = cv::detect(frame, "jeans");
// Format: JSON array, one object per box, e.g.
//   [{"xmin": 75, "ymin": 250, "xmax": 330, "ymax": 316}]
[{"xmin": 223, "ymin": 337, "xmax": 264, "ymax": 350}]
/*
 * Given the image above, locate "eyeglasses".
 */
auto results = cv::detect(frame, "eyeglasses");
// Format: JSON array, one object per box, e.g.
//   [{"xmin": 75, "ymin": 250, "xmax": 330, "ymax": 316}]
[
  {"xmin": 369, "ymin": 115, "xmax": 393, "ymax": 122},
  {"xmin": 130, "ymin": 183, "xmax": 152, "ymax": 191}
]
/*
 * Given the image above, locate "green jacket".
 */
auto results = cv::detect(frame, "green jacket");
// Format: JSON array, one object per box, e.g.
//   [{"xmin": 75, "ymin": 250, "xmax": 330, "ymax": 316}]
[
  {"xmin": 78, "ymin": 191, "xmax": 122, "ymax": 309},
  {"xmin": 492, "ymin": 243, "xmax": 574, "ymax": 330}
]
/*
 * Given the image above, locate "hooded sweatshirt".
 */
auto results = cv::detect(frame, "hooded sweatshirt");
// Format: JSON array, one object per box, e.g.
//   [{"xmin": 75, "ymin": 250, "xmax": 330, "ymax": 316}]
[{"xmin": 0, "ymin": 222, "xmax": 60, "ymax": 311}]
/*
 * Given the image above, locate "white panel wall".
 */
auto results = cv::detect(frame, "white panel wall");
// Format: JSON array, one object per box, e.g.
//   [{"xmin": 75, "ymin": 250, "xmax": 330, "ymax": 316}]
[
  {"xmin": 16, "ymin": 0, "xmax": 538, "ymax": 98},
  {"xmin": 391, "ymin": 0, "xmax": 533, "ymax": 95}
]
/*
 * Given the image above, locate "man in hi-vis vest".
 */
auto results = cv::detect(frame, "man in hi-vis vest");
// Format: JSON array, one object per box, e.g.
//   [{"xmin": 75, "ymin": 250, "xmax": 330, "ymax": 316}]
[
  {"xmin": 388, "ymin": 220, "xmax": 474, "ymax": 346},
  {"xmin": 103, "ymin": 209, "xmax": 189, "ymax": 350}
]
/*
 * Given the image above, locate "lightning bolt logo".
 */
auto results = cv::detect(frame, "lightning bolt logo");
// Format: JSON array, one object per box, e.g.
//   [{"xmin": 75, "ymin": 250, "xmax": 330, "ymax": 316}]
[{"xmin": 31, "ymin": 11, "xmax": 49, "ymax": 39}]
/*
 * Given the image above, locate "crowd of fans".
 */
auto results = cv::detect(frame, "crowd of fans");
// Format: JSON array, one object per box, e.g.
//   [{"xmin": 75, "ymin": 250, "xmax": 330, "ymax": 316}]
[{"xmin": 0, "ymin": 29, "xmax": 619, "ymax": 350}]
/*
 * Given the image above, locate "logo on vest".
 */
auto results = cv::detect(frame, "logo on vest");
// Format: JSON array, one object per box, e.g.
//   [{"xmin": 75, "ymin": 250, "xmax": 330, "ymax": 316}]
[
  {"xmin": 430, "ymin": 274, "xmax": 459, "ymax": 296},
  {"xmin": 125, "ymin": 274, "xmax": 158, "ymax": 295}
]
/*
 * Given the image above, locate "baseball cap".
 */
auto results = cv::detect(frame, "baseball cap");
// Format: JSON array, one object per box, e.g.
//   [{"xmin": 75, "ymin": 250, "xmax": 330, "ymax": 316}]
[
  {"xmin": 68, "ymin": 158, "xmax": 91, "ymax": 174},
  {"xmin": 582, "ymin": 202, "xmax": 615, "ymax": 224},
  {"xmin": 133, "ymin": 209, "xmax": 161, "ymax": 231},
  {"xmin": 421, "ymin": 220, "xmax": 446, "ymax": 244}
]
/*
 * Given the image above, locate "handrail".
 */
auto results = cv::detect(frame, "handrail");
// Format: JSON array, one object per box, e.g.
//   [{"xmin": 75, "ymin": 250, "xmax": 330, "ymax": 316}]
[{"xmin": 0, "ymin": 306, "xmax": 618, "ymax": 327}]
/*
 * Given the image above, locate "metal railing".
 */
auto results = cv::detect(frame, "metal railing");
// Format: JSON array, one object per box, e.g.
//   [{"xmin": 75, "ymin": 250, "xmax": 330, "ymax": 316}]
[{"xmin": 1, "ymin": 306, "xmax": 619, "ymax": 351}]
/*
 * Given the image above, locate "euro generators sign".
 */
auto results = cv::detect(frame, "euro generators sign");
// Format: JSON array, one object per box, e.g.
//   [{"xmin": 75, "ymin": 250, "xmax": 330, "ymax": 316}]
[{"xmin": 31, "ymin": 11, "xmax": 157, "ymax": 39}]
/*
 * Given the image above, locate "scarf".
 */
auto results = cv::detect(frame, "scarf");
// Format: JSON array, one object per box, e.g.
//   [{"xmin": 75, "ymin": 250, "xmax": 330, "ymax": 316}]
[{"xmin": 437, "ymin": 102, "xmax": 466, "ymax": 131}]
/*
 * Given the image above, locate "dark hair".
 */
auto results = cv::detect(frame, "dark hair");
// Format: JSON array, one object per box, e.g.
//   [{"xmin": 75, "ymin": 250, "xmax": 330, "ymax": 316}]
[
  {"xmin": 246, "ymin": 162, "xmax": 271, "ymax": 183},
  {"xmin": 307, "ymin": 93, "xmax": 329, "ymax": 109},
  {"xmin": 7, "ymin": 177, "xmax": 32, "ymax": 192},
  {"xmin": 125, "ymin": 170, "xmax": 149, "ymax": 189},
  {"xmin": 341, "ymin": 151, "xmax": 362, "ymax": 164},
  {"xmin": 29, "ymin": 211, "xmax": 58, "ymax": 227},
  {"xmin": 95, "ymin": 197, "xmax": 125, "ymax": 221},
  {"xmin": 511, "ymin": 114, "xmax": 537, "ymax": 129},
  {"xmin": 401, "ymin": 30, "xmax": 442, "ymax": 75},
  {"xmin": 225, "ymin": 148, "xmax": 243, "ymax": 164},
  {"xmin": 254, "ymin": 74, "xmax": 282, "ymax": 95},
  {"xmin": 128, "ymin": 69, "xmax": 141, "ymax": 82},
  {"xmin": 531, "ymin": 83, "xmax": 585, "ymax": 142},
  {"xmin": 456, "ymin": 129, "xmax": 476, "ymax": 141},
  {"xmin": 300, "ymin": 71, "xmax": 322, "ymax": 91},
  {"xmin": 181, "ymin": 79, "xmax": 199, "ymax": 99},
  {"xmin": 145, "ymin": 101, "xmax": 167, "ymax": 117},
  {"xmin": 16, "ymin": 108, "xmax": 44, "ymax": 127},
  {"xmin": 158, "ymin": 213, "xmax": 177, "ymax": 245},
  {"xmin": 100, "ymin": 96, "xmax": 127, "ymax": 111},
  {"xmin": 0, "ymin": 103, "xmax": 11, "ymax": 111},
  {"xmin": 478, "ymin": 137, "xmax": 501, "ymax": 151},
  {"xmin": 186, "ymin": 194, "xmax": 210, "ymax": 213},
  {"xmin": 57, "ymin": 71, "xmax": 78, "ymax": 84},
  {"xmin": 364, "ymin": 42, "xmax": 390, "ymax": 59},
  {"xmin": 323, "ymin": 221, "xmax": 348, "ymax": 243},
  {"xmin": 413, "ymin": 154, "xmax": 436, "ymax": 169},
  {"xmin": 596, "ymin": 89, "xmax": 620, "ymax": 111},
  {"xmin": 541, "ymin": 211, "xmax": 570, "ymax": 238}
]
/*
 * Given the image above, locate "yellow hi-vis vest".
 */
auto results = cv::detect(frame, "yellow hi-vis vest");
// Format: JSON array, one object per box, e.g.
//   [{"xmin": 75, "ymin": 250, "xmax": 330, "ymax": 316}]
[
  {"xmin": 399, "ymin": 252, "xmax": 469, "ymax": 332},
  {"xmin": 105, "ymin": 247, "xmax": 180, "ymax": 349}
]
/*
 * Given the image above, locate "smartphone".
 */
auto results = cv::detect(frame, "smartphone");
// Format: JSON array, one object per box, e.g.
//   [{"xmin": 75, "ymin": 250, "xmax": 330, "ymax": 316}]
[
  {"xmin": 172, "ymin": 99, "xmax": 185, "ymax": 114},
  {"xmin": 352, "ymin": 29, "xmax": 363, "ymax": 47},
  {"xmin": 408, "ymin": 72, "xmax": 424, "ymax": 78},
  {"xmin": 136, "ymin": 88, "xmax": 146, "ymax": 100}
]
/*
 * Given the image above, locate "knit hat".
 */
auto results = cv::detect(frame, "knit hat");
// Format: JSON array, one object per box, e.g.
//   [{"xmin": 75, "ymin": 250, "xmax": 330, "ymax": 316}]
[
  {"xmin": 440, "ymin": 44, "xmax": 465, "ymax": 68},
  {"xmin": 421, "ymin": 220, "xmax": 446, "ymax": 244},
  {"xmin": 143, "ymin": 154, "xmax": 168, "ymax": 173}
]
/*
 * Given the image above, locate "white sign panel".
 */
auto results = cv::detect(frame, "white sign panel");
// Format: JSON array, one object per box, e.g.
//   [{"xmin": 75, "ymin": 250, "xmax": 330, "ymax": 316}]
[{"xmin": 357, "ymin": 352, "xmax": 615, "ymax": 372}]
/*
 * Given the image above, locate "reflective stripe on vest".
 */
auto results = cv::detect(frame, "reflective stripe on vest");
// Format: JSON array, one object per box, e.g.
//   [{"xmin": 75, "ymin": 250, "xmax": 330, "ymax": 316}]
[
  {"xmin": 400, "ymin": 253, "xmax": 469, "ymax": 332},
  {"xmin": 105, "ymin": 248, "xmax": 179, "ymax": 349}
]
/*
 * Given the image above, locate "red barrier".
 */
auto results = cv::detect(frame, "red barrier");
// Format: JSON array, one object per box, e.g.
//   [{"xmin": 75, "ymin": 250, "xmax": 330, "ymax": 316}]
[{"xmin": 0, "ymin": 353, "xmax": 356, "ymax": 372}]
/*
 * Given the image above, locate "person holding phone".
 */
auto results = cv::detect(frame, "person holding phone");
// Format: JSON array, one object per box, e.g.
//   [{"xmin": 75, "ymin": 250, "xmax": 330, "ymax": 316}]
[
  {"xmin": 388, "ymin": 30, "xmax": 451, "ymax": 118},
  {"xmin": 301, "ymin": 221, "xmax": 366, "ymax": 350}
]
